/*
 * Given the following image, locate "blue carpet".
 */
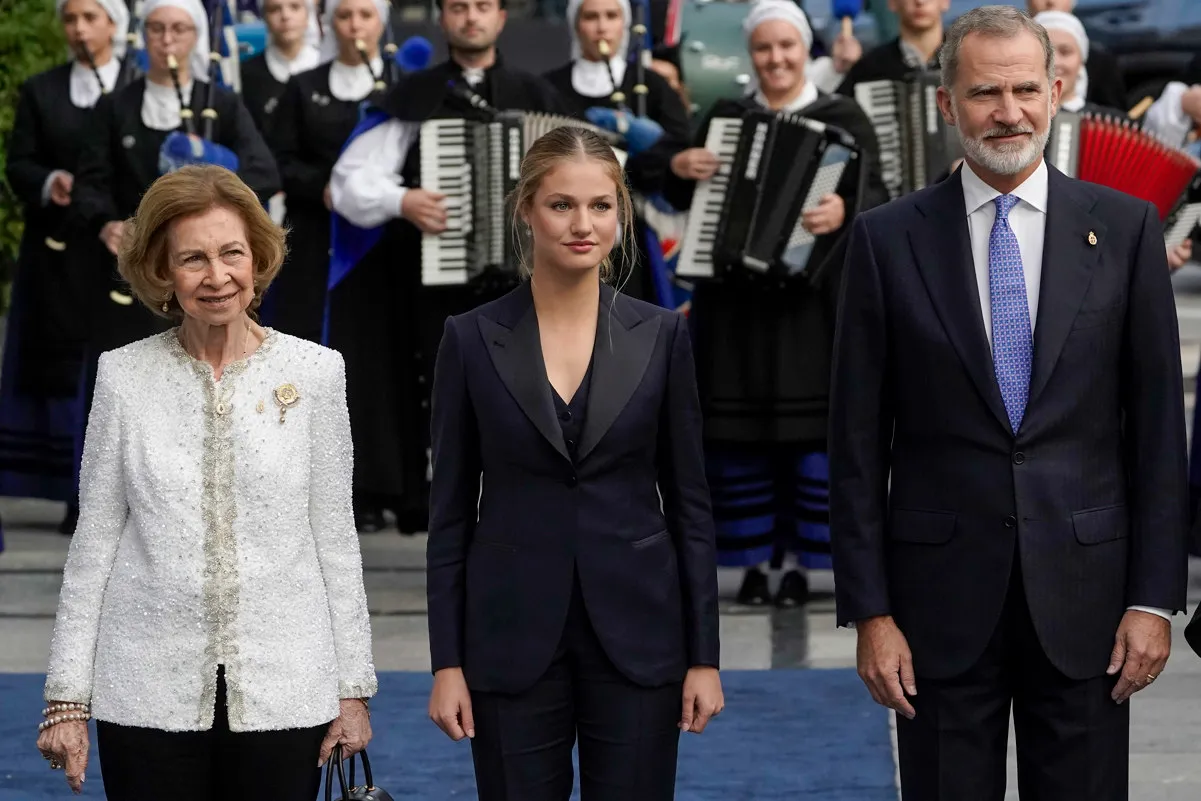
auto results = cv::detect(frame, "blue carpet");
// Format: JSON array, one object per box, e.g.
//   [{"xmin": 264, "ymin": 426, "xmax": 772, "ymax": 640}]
[{"xmin": 0, "ymin": 670, "xmax": 896, "ymax": 800}]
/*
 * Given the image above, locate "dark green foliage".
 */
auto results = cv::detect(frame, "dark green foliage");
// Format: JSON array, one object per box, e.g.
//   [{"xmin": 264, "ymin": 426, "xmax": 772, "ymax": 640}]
[{"xmin": 0, "ymin": 1, "xmax": 68, "ymax": 307}]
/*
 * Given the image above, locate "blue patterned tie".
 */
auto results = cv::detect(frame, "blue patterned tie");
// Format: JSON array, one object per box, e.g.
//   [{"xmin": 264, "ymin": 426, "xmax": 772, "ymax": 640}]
[{"xmin": 989, "ymin": 194, "xmax": 1032, "ymax": 433}]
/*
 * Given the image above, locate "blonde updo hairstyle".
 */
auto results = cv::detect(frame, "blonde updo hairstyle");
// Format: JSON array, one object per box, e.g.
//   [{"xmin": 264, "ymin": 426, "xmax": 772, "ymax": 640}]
[
  {"xmin": 509, "ymin": 126, "xmax": 635, "ymax": 285},
  {"xmin": 118, "ymin": 164, "xmax": 287, "ymax": 320}
]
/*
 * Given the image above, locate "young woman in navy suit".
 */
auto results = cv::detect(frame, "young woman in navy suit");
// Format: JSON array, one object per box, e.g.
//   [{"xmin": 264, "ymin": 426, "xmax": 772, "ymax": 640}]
[{"xmin": 425, "ymin": 126, "xmax": 724, "ymax": 800}]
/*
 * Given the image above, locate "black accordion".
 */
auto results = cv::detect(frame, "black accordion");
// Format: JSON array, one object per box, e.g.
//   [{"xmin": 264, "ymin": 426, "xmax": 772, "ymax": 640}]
[
  {"xmin": 418, "ymin": 112, "xmax": 625, "ymax": 286},
  {"xmin": 853, "ymin": 71, "xmax": 963, "ymax": 199},
  {"xmin": 675, "ymin": 109, "xmax": 864, "ymax": 282}
]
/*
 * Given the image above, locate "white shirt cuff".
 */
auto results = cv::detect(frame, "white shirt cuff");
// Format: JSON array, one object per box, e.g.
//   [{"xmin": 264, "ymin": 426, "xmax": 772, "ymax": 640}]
[{"xmin": 1127, "ymin": 605, "xmax": 1173, "ymax": 622}]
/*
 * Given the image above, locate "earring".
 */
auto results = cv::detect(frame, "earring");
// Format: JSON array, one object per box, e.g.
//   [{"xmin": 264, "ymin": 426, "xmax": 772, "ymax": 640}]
[{"xmin": 162, "ymin": 297, "xmax": 170, "ymax": 313}]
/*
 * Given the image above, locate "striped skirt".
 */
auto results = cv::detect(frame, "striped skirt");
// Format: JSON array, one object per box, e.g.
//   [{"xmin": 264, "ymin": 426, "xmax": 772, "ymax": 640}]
[{"xmin": 706, "ymin": 444, "xmax": 831, "ymax": 570}]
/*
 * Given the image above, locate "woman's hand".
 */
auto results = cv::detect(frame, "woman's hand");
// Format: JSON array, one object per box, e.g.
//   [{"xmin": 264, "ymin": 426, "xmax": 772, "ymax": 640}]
[
  {"xmin": 318, "ymin": 699, "xmax": 373, "ymax": 767},
  {"xmin": 429, "ymin": 667, "xmax": 474, "ymax": 741},
  {"xmin": 680, "ymin": 666, "xmax": 724, "ymax": 734},
  {"xmin": 49, "ymin": 171, "xmax": 74, "ymax": 207},
  {"xmin": 401, "ymin": 189, "xmax": 448, "ymax": 234},
  {"xmin": 99, "ymin": 220, "xmax": 125, "ymax": 256},
  {"xmin": 36, "ymin": 719, "xmax": 89, "ymax": 794},
  {"xmin": 671, "ymin": 148, "xmax": 720, "ymax": 181},
  {"xmin": 1168, "ymin": 239, "xmax": 1192, "ymax": 271},
  {"xmin": 801, "ymin": 193, "xmax": 846, "ymax": 236}
]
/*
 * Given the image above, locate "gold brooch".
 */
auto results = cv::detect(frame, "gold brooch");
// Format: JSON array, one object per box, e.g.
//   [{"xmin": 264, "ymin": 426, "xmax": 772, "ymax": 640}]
[{"xmin": 273, "ymin": 384, "xmax": 299, "ymax": 424}]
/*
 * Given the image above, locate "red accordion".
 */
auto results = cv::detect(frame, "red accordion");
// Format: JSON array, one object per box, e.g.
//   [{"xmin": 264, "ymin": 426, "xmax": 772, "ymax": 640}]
[{"xmin": 1045, "ymin": 111, "xmax": 1200, "ymax": 220}]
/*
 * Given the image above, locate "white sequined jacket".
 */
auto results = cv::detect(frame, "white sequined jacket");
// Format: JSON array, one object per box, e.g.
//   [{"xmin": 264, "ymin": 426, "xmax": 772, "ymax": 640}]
[{"xmin": 44, "ymin": 330, "xmax": 377, "ymax": 732}]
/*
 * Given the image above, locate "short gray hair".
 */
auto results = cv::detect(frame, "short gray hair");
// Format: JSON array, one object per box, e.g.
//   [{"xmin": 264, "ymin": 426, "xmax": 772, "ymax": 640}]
[{"xmin": 939, "ymin": 5, "xmax": 1055, "ymax": 90}]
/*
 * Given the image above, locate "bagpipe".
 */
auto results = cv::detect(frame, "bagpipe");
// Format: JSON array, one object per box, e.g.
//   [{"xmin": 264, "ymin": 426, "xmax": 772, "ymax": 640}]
[
  {"xmin": 157, "ymin": 0, "xmax": 242, "ymax": 175},
  {"xmin": 582, "ymin": 0, "xmax": 665, "ymax": 159}
]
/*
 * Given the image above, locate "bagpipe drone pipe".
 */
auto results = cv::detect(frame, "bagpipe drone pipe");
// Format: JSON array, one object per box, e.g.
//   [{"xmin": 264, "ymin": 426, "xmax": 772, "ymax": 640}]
[
  {"xmin": 157, "ymin": 0, "xmax": 243, "ymax": 176},
  {"xmin": 1045, "ymin": 110, "xmax": 1201, "ymax": 238}
]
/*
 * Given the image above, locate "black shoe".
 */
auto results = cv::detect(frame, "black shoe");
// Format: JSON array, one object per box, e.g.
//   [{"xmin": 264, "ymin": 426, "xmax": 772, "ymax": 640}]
[
  {"xmin": 775, "ymin": 569, "xmax": 810, "ymax": 608},
  {"xmin": 59, "ymin": 504, "xmax": 79, "ymax": 536},
  {"xmin": 355, "ymin": 507, "xmax": 386, "ymax": 533},
  {"xmin": 736, "ymin": 567, "xmax": 772, "ymax": 606},
  {"xmin": 395, "ymin": 507, "xmax": 427, "ymax": 535}
]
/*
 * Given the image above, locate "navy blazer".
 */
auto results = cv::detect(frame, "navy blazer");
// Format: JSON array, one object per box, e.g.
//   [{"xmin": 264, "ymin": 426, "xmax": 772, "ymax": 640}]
[
  {"xmin": 426, "ymin": 281, "xmax": 720, "ymax": 694},
  {"xmin": 830, "ymin": 165, "xmax": 1190, "ymax": 681}
]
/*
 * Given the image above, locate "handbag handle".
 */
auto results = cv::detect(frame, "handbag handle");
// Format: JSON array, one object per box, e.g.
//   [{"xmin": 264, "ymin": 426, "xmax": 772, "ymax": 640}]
[{"xmin": 324, "ymin": 744, "xmax": 377, "ymax": 799}]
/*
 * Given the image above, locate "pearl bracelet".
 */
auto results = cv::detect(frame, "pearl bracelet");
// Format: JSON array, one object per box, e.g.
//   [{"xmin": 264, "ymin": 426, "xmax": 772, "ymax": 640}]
[
  {"xmin": 42, "ymin": 703, "xmax": 89, "ymax": 717},
  {"xmin": 38, "ymin": 712, "xmax": 91, "ymax": 732}
]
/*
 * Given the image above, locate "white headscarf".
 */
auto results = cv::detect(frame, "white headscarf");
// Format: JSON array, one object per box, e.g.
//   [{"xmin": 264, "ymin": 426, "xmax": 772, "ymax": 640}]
[
  {"xmin": 742, "ymin": 0, "xmax": 813, "ymax": 53},
  {"xmin": 1035, "ymin": 10, "xmax": 1089, "ymax": 106},
  {"xmin": 318, "ymin": 0, "xmax": 391, "ymax": 64},
  {"xmin": 57, "ymin": 0, "xmax": 131, "ymax": 59},
  {"xmin": 741, "ymin": 0, "xmax": 814, "ymax": 98},
  {"xmin": 567, "ymin": 0, "xmax": 631, "ymax": 98},
  {"xmin": 566, "ymin": 0, "xmax": 631, "ymax": 62},
  {"xmin": 141, "ymin": 0, "xmax": 210, "ymax": 79}
]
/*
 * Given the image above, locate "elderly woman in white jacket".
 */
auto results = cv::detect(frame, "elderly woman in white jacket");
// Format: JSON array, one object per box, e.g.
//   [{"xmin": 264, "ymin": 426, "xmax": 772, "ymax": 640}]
[{"xmin": 35, "ymin": 164, "xmax": 376, "ymax": 800}]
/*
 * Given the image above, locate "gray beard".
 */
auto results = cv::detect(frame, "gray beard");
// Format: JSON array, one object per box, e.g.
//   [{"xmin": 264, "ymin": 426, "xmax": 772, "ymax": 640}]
[{"xmin": 953, "ymin": 99, "xmax": 1052, "ymax": 176}]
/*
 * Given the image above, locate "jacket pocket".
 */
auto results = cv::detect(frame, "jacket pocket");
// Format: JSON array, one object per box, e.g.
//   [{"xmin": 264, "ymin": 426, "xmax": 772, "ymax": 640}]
[
  {"xmin": 470, "ymin": 538, "xmax": 518, "ymax": 553},
  {"xmin": 1071, "ymin": 303, "xmax": 1124, "ymax": 331},
  {"xmin": 888, "ymin": 509, "xmax": 957, "ymax": 544},
  {"xmin": 632, "ymin": 529, "xmax": 669, "ymax": 550},
  {"xmin": 1072, "ymin": 505, "xmax": 1129, "ymax": 544}
]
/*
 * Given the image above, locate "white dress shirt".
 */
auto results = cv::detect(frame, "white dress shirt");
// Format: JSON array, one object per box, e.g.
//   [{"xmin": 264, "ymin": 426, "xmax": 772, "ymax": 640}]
[
  {"xmin": 330, "ymin": 68, "xmax": 487, "ymax": 228},
  {"xmin": 960, "ymin": 158, "xmax": 1171, "ymax": 622}
]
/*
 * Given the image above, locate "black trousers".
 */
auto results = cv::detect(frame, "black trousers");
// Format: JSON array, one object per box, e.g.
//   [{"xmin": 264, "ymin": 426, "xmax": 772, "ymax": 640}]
[
  {"xmin": 469, "ymin": 576, "xmax": 684, "ymax": 800},
  {"xmin": 96, "ymin": 666, "xmax": 329, "ymax": 801},
  {"xmin": 896, "ymin": 558, "xmax": 1130, "ymax": 800}
]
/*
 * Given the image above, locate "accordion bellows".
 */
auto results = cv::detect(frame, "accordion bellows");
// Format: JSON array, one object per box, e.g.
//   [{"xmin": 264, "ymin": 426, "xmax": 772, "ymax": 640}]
[{"xmin": 1046, "ymin": 112, "xmax": 1200, "ymax": 220}]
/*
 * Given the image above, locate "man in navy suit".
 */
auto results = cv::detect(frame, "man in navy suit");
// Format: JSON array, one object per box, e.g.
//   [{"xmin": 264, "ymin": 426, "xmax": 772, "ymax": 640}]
[{"xmin": 829, "ymin": 6, "xmax": 1189, "ymax": 799}]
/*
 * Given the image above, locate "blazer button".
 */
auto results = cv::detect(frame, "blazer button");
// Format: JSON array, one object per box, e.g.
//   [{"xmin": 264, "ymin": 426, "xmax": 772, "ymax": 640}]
[
  {"xmin": 565, "ymin": 474, "xmax": 578, "ymax": 488},
  {"xmin": 1012, "ymin": 452, "xmax": 1025, "ymax": 465},
  {"xmin": 1004, "ymin": 515, "xmax": 1017, "ymax": 529}
]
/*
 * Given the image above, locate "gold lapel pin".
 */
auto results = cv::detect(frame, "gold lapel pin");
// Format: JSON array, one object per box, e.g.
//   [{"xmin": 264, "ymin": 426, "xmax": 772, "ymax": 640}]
[
  {"xmin": 1088, "ymin": 231, "xmax": 1097, "ymax": 246},
  {"xmin": 273, "ymin": 384, "xmax": 300, "ymax": 424}
]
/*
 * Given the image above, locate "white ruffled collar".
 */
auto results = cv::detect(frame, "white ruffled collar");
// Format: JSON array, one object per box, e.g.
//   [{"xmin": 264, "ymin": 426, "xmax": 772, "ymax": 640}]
[{"xmin": 571, "ymin": 56, "xmax": 626, "ymax": 99}]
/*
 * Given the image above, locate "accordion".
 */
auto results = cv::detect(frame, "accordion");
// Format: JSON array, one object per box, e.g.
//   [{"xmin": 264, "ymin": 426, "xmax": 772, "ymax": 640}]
[
  {"xmin": 1045, "ymin": 111, "xmax": 1201, "ymax": 226},
  {"xmin": 853, "ymin": 71, "xmax": 963, "ymax": 200},
  {"xmin": 418, "ymin": 112, "xmax": 626, "ymax": 286},
  {"xmin": 675, "ymin": 109, "xmax": 863, "ymax": 281}
]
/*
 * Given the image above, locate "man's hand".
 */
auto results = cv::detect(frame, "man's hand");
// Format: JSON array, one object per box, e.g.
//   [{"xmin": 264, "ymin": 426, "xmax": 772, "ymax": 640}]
[
  {"xmin": 401, "ymin": 189, "xmax": 448, "ymax": 234},
  {"xmin": 856, "ymin": 615, "xmax": 917, "ymax": 719},
  {"xmin": 680, "ymin": 666, "xmax": 724, "ymax": 733},
  {"xmin": 1107, "ymin": 610, "xmax": 1171, "ymax": 703}
]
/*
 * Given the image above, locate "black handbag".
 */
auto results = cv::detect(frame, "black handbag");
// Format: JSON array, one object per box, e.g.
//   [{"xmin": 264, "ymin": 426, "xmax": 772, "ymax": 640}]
[{"xmin": 324, "ymin": 744, "xmax": 393, "ymax": 801}]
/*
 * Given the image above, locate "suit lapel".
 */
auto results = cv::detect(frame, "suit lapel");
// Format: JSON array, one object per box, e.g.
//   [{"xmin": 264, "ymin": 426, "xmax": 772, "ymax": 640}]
[
  {"xmin": 478, "ymin": 287, "xmax": 571, "ymax": 463},
  {"xmin": 909, "ymin": 171, "xmax": 1012, "ymax": 433},
  {"xmin": 577, "ymin": 286, "xmax": 661, "ymax": 462},
  {"xmin": 1027, "ymin": 168, "xmax": 1103, "ymax": 407}
]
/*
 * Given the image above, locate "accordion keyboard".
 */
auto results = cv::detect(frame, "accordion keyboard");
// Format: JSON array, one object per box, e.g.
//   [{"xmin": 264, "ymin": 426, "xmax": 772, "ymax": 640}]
[
  {"xmin": 420, "ymin": 119, "xmax": 474, "ymax": 285},
  {"xmin": 781, "ymin": 140, "xmax": 854, "ymax": 274},
  {"xmin": 855, "ymin": 81, "xmax": 904, "ymax": 199},
  {"xmin": 676, "ymin": 117, "xmax": 743, "ymax": 278}
]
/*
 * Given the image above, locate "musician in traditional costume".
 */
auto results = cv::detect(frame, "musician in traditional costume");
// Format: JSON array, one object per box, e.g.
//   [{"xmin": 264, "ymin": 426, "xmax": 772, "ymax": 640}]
[
  {"xmin": 238, "ymin": 0, "xmax": 321, "ymax": 136},
  {"xmin": 663, "ymin": 0, "xmax": 887, "ymax": 607},
  {"xmin": 328, "ymin": 0, "xmax": 565, "ymax": 533},
  {"xmin": 1026, "ymin": 0, "xmax": 1127, "ymax": 110},
  {"xmin": 1035, "ymin": 11, "xmax": 1124, "ymax": 119},
  {"xmin": 0, "ymin": 0, "xmax": 133, "ymax": 537},
  {"xmin": 266, "ymin": 0, "xmax": 393, "ymax": 344},
  {"xmin": 542, "ymin": 0, "xmax": 690, "ymax": 302}
]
